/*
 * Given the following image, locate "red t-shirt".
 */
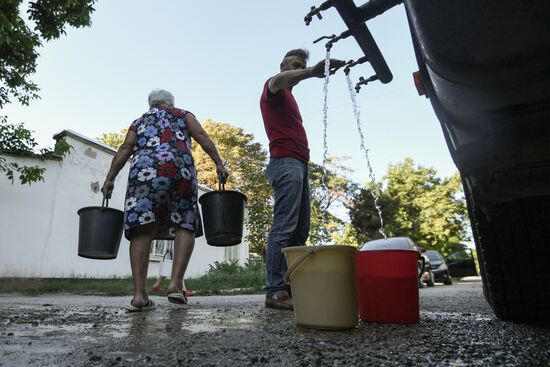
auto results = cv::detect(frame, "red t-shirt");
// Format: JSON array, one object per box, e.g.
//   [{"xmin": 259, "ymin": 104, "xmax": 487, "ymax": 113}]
[{"xmin": 260, "ymin": 78, "xmax": 310, "ymax": 163}]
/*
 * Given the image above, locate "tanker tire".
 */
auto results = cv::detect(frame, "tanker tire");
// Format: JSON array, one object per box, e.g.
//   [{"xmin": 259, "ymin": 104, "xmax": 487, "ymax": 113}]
[
  {"xmin": 463, "ymin": 181, "xmax": 492, "ymax": 308},
  {"xmin": 466, "ymin": 189, "xmax": 550, "ymax": 324}
]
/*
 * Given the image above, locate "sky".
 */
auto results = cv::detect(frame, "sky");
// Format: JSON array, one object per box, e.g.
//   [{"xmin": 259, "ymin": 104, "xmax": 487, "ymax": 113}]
[{"xmin": 4, "ymin": 0, "xmax": 459, "ymax": 186}]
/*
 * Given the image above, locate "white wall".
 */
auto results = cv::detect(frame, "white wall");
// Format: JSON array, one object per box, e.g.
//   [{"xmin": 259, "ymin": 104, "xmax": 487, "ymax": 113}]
[{"xmin": 0, "ymin": 132, "xmax": 249, "ymax": 278}]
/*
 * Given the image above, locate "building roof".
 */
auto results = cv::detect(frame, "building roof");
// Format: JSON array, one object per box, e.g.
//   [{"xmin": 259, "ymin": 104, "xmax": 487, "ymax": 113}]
[{"xmin": 53, "ymin": 129, "xmax": 117, "ymax": 155}]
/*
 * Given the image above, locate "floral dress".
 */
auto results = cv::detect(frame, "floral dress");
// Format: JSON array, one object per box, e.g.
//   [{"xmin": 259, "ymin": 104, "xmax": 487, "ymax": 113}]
[{"xmin": 123, "ymin": 106, "xmax": 203, "ymax": 240}]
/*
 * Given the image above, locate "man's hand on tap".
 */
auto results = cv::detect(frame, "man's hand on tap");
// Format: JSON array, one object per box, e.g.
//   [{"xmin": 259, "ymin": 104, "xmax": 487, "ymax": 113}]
[{"xmin": 310, "ymin": 59, "xmax": 347, "ymax": 78}]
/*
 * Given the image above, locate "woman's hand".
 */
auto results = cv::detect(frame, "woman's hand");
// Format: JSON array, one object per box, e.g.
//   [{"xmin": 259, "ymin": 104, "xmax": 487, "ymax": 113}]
[
  {"xmin": 216, "ymin": 164, "xmax": 229, "ymax": 185},
  {"xmin": 101, "ymin": 179, "xmax": 115, "ymax": 199}
]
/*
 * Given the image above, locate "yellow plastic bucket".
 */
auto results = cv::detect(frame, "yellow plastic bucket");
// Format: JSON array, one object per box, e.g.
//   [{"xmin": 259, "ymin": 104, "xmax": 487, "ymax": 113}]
[{"xmin": 282, "ymin": 245, "xmax": 358, "ymax": 330}]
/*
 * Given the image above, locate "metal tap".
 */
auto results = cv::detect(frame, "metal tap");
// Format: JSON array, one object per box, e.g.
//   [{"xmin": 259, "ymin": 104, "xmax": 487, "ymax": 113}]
[
  {"xmin": 355, "ymin": 74, "xmax": 379, "ymax": 93},
  {"xmin": 343, "ymin": 56, "xmax": 369, "ymax": 75},
  {"xmin": 313, "ymin": 34, "xmax": 336, "ymax": 44},
  {"xmin": 304, "ymin": 1, "xmax": 334, "ymax": 25},
  {"xmin": 325, "ymin": 29, "xmax": 352, "ymax": 50}
]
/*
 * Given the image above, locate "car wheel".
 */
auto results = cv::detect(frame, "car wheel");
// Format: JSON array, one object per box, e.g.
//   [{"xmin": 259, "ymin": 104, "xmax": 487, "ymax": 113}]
[
  {"xmin": 443, "ymin": 276, "xmax": 453, "ymax": 286},
  {"xmin": 426, "ymin": 271, "xmax": 435, "ymax": 287},
  {"xmin": 465, "ymin": 184, "xmax": 550, "ymax": 323}
]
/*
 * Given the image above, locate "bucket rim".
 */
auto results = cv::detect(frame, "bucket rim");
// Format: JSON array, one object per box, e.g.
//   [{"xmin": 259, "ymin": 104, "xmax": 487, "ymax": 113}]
[
  {"xmin": 357, "ymin": 248, "xmax": 419, "ymax": 254},
  {"xmin": 77, "ymin": 253, "xmax": 118, "ymax": 260},
  {"xmin": 77, "ymin": 206, "xmax": 124, "ymax": 215},
  {"xmin": 199, "ymin": 190, "xmax": 247, "ymax": 203},
  {"xmin": 282, "ymin": 245, "xmax": 357, "ymax": 254}
]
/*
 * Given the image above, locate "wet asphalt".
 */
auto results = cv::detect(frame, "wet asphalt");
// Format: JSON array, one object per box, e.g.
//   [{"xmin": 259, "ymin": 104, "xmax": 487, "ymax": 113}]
[{"xmin": 0, "ymin": 280, "xmax": 549, "ymax": 366}]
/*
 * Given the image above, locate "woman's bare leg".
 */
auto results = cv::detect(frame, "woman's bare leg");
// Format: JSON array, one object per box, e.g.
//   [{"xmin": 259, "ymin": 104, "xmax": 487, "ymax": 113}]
[
  {"xmin": 167, "ymin": 229, "xmax": 195, "ymax": 293},
  {"xmin": 129, "ymin": 223, "xmax": 157, "ymax": 306}
]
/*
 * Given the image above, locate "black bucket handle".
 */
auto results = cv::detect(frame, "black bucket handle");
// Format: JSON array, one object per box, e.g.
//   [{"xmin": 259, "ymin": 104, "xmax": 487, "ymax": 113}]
[{"xmin": 217, "ymin": 179, "xmax": 228, "ymax": 238}]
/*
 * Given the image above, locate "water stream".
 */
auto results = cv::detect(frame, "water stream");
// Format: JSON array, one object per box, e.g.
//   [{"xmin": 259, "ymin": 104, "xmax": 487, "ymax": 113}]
[
  {"xmin": 345, "ymin": 73, "xmax": 387, "ymax": 240},
  {"xmin": 319, "ymin": 50, "xmax": 387, "ymax": 240},
  {"xmin": 320, "ymin": 49, "xmax": 331, "ymax": 190}
]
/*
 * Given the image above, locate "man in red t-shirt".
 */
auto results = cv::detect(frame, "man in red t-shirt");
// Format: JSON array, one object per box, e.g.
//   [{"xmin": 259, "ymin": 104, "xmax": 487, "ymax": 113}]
[{"xmin": 260, "ymin": 49, "xmax": 345, "ymax": 310}]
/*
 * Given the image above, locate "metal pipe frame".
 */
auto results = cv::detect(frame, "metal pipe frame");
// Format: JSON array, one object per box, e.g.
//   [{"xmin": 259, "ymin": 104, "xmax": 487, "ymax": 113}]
[{"xmin": 331, "ymin": 0, "xmax": 399, "ymax": 83}]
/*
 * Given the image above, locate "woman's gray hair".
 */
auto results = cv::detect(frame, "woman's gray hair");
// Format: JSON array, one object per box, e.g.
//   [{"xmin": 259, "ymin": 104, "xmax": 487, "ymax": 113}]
[{"xmin": 148, "ymin": 89, "xmax": 175, "ymax": 108}]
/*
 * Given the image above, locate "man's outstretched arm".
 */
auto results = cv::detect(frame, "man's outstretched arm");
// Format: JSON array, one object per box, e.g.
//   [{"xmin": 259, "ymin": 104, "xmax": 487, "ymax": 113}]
[{"xmin": 269, "ymin": 59, "xmax": 346, "ymax": 94}]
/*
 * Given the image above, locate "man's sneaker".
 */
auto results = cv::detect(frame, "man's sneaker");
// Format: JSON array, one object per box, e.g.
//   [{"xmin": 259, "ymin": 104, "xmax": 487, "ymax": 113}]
[{"xmin": 265, "ymin": 290, "xmax": 294, "ymax": 311}]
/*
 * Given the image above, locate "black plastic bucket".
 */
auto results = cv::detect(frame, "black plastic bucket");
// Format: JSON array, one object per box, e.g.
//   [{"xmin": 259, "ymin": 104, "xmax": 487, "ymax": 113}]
[
  {"xmin": 199, "ymin": 184, "xmax": 247, "ymax": 247},
  {"xmin": 77, "ymin": 198, "xmax": 124, "ymax": 259}
]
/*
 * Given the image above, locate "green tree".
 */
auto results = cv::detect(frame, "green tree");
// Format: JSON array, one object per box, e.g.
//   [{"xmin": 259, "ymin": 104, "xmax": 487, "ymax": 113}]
[
  {"xmin": 0, "ymin": 117, "xmax": 71, "ymax": 184},
  {"xmin": 330, "ymin": 223, "xmax": 361, "ymax": 247},
  {"xmin": 98, "ymin": 128, "xmax": 128, "ymax": 149},
  {"xmin": 348, "ymin": 182, "xmax": 398, "ymax": 244},
  {"xmin": 191, "ymin": 120, "xmax": 272, "ymax": 256},
  {"xmin": 308, "ymin": 156, "xmax": 357, "ymax": 245},
  {"xmin": 1, "ymin": 0, "xmax": 96, "ymax": 108},
  {"xmin": 348, "ymin": 158, "xmax": 469, "ymax": 252},
  {"xmin": 443, "ymin": 237, "xmax": 471, "ymax": 258},
  {"xmin": 0, "ymin": 0, "xmax": 96, "ymax": 184}
]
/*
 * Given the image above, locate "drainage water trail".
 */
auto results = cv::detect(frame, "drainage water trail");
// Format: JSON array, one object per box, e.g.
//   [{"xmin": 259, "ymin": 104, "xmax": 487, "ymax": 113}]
[
  {"xmin": 345, "ymin": 73, "xmax": 387, "ymax": 240},
  {"xmin": 321, "ymin": 49, "xmax": 331, "ymax": 192}
]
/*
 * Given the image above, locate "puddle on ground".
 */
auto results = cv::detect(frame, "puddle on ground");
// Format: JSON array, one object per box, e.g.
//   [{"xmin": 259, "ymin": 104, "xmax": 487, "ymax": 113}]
[
  {"xmin": 2, "ymin": 323, "xmax": 98, "ymax": 344},
  {"xmin": 181, "ymin": 323, "xmax": 220, "ymax": 333},
  {"xmin": 1, "ymin": 302, "xmax": 282, "ymax": 340},
  {"xmin": 179, "ymin": 309, "xmax": 260, "ymax": 333}
]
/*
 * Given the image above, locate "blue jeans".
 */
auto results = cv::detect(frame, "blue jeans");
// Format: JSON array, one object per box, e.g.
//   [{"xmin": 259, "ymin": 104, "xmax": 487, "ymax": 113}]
[{"xmin": 265, "ymin": 157, "xmax": 310, "ymax": 296}]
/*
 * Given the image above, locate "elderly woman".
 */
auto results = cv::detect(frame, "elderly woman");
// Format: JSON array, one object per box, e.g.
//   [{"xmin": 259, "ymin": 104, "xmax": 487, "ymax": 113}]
[{"xmin": 101, "ymin": 89, "xmax": 228, "ymax": 311}]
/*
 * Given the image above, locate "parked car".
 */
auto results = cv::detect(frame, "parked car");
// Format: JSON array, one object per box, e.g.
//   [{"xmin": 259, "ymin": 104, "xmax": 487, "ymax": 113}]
[
  {"xmin": 424, "ymin": 250, "xmax": 453, "ymax": 285},
  {"xmin": 446, "ymin": 248, "xmax": 478, "ymax": 279},
  {"xmin": 360, "ymin": 237, "xmax": 433, "ymax": 288}
]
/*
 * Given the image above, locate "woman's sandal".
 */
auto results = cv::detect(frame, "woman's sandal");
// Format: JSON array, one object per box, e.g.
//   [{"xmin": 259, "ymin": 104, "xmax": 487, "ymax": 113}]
[
  {"xmin": 125, "ymin": 298, "xmax": 156, "ymax": 312},
  {"xmin": 151, "ymin": 285, "xmax": 166, "ymax": 294},
  {"xmin": 184, "ymin": 289, "xmax": 195, "ymax": 297},
  {"xmin": 167, "ymin": 292, "xmax": 188, "ymax": 305}
]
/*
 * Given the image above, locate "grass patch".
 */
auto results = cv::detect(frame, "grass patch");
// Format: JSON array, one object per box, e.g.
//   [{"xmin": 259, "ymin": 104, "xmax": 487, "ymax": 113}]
[
  {"xmin": 0, "ymin": 277, "xmax": 135, "ymax": 296},
  {"xmin": 186, "ymin": 260, "xmax": 266, "ymax": 296},
  {"xmin": 0, "ymin": 260, "xmax": 266, "ymax": 296}
]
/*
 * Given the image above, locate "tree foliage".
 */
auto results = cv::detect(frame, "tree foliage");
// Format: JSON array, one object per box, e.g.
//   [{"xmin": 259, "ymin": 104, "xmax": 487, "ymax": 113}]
[
  {"xmin": 98, "ymin": 128, "xmax": 128, "ymax": 149},
  {"xmin": 191, "ymin": 120, "xmax": 272, "ymax": 256},
  {"xmin": 308, "ymin": 157, "xmax": 358, "ymax": 245},
  {"xmin": 347, "ymin": 181, "xmax": 397, "ymax": 242},
  {"xmin": 331, "ymin": 223, "xmax": 361, "ymax": 247},
  {"xmin": 348, "ymin": 158, "xmax": 469, "ymax": 253},
  {"xmin": 0, "ymin": 116, "xmax": 71, "ymax": 184},
  {"xmin": 1, "ymin": 0, "xmax": 96, "ymax": 108},
  {"xmin": 0, "ymin": 0, "xmax": 95, "ymax": 184}
]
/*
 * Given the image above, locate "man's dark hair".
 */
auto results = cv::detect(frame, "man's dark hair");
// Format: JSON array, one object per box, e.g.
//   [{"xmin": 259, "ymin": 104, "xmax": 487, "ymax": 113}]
[{"xmin": 283, "ymin": 49, "xmax": 309, "ymax": 62}]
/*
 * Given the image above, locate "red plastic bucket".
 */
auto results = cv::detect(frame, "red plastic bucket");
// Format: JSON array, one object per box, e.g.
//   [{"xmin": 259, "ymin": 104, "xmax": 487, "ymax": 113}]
[{"xmin": 356, "ymin": 249, "xmax": 420, "ymax": 323}]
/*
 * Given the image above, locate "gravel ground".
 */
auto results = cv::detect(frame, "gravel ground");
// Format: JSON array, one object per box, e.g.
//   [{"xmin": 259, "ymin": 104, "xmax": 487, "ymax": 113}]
[{"xmin": 1, "ymin": 280, "xmax": 549, "ymax": 366}]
